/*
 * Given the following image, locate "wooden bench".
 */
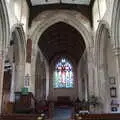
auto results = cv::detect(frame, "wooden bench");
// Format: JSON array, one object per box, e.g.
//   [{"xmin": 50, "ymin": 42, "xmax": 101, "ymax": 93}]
[
  {"xmin": 0, "ymin": 114, "xmax": 46, "ymax": 120},
  {"xmin": 74, "ymin": 113, "xmax": 120, "ymax": 120}
]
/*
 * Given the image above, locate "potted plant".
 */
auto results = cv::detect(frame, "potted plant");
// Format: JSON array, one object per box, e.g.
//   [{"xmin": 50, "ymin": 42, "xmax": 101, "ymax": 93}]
[{"xmin": 88, "ymin": 95, "xmax": 100, "ymax": 112}]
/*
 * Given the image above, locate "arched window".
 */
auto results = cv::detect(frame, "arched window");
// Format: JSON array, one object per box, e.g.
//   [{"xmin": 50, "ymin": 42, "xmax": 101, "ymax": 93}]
[{"xmin": 53, "ymin": 58, "xmax": 74, "ymax": 88}]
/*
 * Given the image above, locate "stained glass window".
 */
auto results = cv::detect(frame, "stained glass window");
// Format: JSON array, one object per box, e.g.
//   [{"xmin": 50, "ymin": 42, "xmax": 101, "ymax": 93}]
[{"xmin": 53, "ymin": 58, "xmax": 73, "ymax": 88}]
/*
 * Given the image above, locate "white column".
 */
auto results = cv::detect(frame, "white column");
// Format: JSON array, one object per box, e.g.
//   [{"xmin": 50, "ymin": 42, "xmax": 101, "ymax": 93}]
[
  {"xmin": 87, "ymin": 55, "xmax": 94, "ymax": 96},
  {"xmin": 10, "ymin": 63, "xmax": 15, "ymax": 102},
  {"xmin": 85, "ymin": 75, "xmax": 88, "ymax": 101},
  {"xmin": 25, "ymin": 63, "xmax": 31, "ymax": 92},
  {"xmin": 15, "ymin": 64, "xmax": 25, "ymax": 91},
  {"xmin": 45, "ymin": 61, "xmax": 49, "ymax": 100},
  {"xmin": 0, "ymin": 52, "xmax": 4, "ymax": 113}
]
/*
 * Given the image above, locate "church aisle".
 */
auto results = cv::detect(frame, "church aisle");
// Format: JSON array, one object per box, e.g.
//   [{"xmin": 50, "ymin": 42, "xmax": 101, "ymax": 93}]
[{"xmin": 53, "ymin": 107, "xmax": 72, "ymax": 120}]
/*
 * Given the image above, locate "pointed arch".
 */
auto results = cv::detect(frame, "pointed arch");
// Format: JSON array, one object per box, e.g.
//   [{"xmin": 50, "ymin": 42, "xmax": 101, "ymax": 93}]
[
  {"xmin": 111, "ymin": 0, "xmax": 120, "ymax": 48},
  {"xmin": 6, "ymin": 24, "xmax": 26, "ymax": 92},
  {"xmin": 30, "ymin": 10, "xmax": 92, "ymax": 93},
  {"xmin": 0, "ymin": 0, "xmax": 10, "ymax": 113},
  {"xmin": 95, "ymin": 21, "xmax": 116, "ymax": 113}
]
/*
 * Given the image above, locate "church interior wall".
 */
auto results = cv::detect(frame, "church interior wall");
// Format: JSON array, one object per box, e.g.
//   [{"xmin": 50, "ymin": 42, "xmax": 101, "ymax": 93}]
[
  {"xmin": 0, "ymin": 0, "xmax": 120, "ymax": 114},
  {"xmin": 92, "ymin": 0, "xmax": 118, "ymax": 113},
  {"xmin": 29, "ymin": 10, "xmax": 93, "ymax": 100}
]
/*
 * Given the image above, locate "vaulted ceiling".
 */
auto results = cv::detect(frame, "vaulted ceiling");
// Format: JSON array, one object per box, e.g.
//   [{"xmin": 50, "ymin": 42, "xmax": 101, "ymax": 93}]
[{"xmin": 38, "ymin": 22, "xmax": 86, "ymax": 63}]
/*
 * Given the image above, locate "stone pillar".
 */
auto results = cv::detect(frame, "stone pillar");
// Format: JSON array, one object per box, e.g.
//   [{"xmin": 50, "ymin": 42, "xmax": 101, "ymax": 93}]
[
  {"xmin": 45, "ymin": 61, "xmax": 49, "ymax": 100},
  {"xmin": 15, "ymin": 64, "xmax": 25, "ymax": 91},
  {"xmin": 10, "ymin": 63, "xmax": 15, "ymax": 102},
  {"xmin": 0, "ymin": 52, "xmax": 4, "ymax": 113},
  {"xmin": 49, "ymin": 66, "xmax": 54, "ymax": 101},
  {"xmin": 85, "ymin": 75, "xmax": 88, "ymax": 101},
  {"xmin": 87, "ymin": 48, "xmax": 95, "ymax": 97},
  {"xmin": 25, "ymin": 63, "xmax": 31, "ymax": 91},
  {"xmin": 25, "ymin": 38, "xmax": 32, "ymax": 92}
]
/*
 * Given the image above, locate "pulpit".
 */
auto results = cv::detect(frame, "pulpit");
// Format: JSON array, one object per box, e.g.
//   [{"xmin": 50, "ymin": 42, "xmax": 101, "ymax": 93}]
[{"xmin": 14, "ymin": 92, "xmax": 34, "ymax": 113}]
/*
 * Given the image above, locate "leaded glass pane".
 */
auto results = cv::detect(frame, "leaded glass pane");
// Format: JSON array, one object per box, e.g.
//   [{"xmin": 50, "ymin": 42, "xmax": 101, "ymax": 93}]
[{"xmin": 53, "ymin": 58, "xmax": 73, "ymax": 88}]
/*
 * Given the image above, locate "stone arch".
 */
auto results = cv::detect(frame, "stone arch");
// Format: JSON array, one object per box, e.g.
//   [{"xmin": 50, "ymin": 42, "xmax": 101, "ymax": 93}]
[
  {"xmin": 30, "ymin": 10, "xmax": 91, "ymax": 48},
  {"xmin": 0, "ymin": 0, "xmax": 10, "ymax": 113},
  {"xmin": 95, "ymin": 20, "xmax": 111, "ymax": 66},
  {"xmin": 95, "ymin": 21, "xmax": 116, "ymax": 113},
  {"xmin": 111, "ymin": 1, "xmax": 120, "ymax": 112},
  {"xmin": 6, "ymin": 24, "xmax": 26, "ymax": 92},
  {"xmin": 0, "ymin": 0, "xmax": 10, "ymax": 52},
  {"xmin": 30, "ymin": 10, "xmax": 92, "ymax": 93},
  {"xmin": 10, "ymin": 24, "xmax": 26, "ymax": 64},
  {"xmin": 111, "ymin": 0, "xmax": 120, "ymax": 48}
]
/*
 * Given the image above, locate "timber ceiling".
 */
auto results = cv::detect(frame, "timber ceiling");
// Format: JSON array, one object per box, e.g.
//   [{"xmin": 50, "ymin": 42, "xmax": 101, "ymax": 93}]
[
  {"xmin": 31, "ymin": 0, "xmax": 91, "ymax": 6},
  {"xmin": 26, "ymin": 0, "xmax": 95, "ymax": 27},
  {"xmin": 38, "ymin": 22, "xmax": 85, "ymax": 63}
]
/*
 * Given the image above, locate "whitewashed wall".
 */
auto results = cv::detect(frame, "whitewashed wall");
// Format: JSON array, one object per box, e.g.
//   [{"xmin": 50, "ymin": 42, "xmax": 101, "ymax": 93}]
[{"xmin": 92, "ymin": 0, "xmax": 119, "ymax": 113}]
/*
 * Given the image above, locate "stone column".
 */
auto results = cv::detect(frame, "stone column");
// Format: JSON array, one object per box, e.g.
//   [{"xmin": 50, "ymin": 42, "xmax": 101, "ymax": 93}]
[
  {"xmin": 85, "ymin": 75, "xmax": 88, "ymax": 101},
  {"xmin": 45, "ymin": 61, "xmax": 49, "ymax": 100},
  {"xmin": 49, "ymin": 66, "xmax": 54, "ymax": 101},
  {"xmin": 10, "ymin": 63, "xmax": 15, "ymax": 102},
  {"xmin": 25, "ymin": 38, "xmax": 32, "ymax": 92},
  {"xmin": 15, "ymin": 64, "xmax": 25, "ymax": 91},
  {"xmin": 87, "ymin": 48, "xmax": 95, "ymax": 97},
  {"xmin": 0, "ymin": 52, "xmax": 4, "ymax": 113}
]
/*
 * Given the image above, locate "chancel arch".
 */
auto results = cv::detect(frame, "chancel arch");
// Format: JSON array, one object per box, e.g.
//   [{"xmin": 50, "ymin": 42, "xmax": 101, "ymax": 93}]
[
  {"xmin": 30, "ymin": 10, "xmax": 92, "ymax": 98},
  {"xmin": 32, "ymin": 19, "xmax": 89, "ymax": 104}
]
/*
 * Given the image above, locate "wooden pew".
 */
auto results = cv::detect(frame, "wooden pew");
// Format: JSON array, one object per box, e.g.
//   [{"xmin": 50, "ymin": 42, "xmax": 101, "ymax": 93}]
[
  {"xmin": 0, "ymin": 114, "xmax": 44, "ymax": 120},
  {"xmin": 74, "ymin": 113, "xmax": 120, "ymax": 120}
]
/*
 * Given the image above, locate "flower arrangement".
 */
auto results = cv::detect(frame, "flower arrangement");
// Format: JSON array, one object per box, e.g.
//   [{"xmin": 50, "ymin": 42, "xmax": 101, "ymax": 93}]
[{"xmin": 88, "ymin": 95, "xmax": 100, "ymax": 107}]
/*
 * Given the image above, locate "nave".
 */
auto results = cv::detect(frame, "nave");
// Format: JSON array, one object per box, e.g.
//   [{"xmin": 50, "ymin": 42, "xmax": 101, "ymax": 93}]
[{"xmin": 0, "ymin": 0, "xmax": 120, "ymax": 120}]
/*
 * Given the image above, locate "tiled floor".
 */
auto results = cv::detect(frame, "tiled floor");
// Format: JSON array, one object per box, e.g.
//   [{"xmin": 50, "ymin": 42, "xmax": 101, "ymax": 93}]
[{"xmin": 53, "ymin": 107, "xmax": 72, "ymax": 120}]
